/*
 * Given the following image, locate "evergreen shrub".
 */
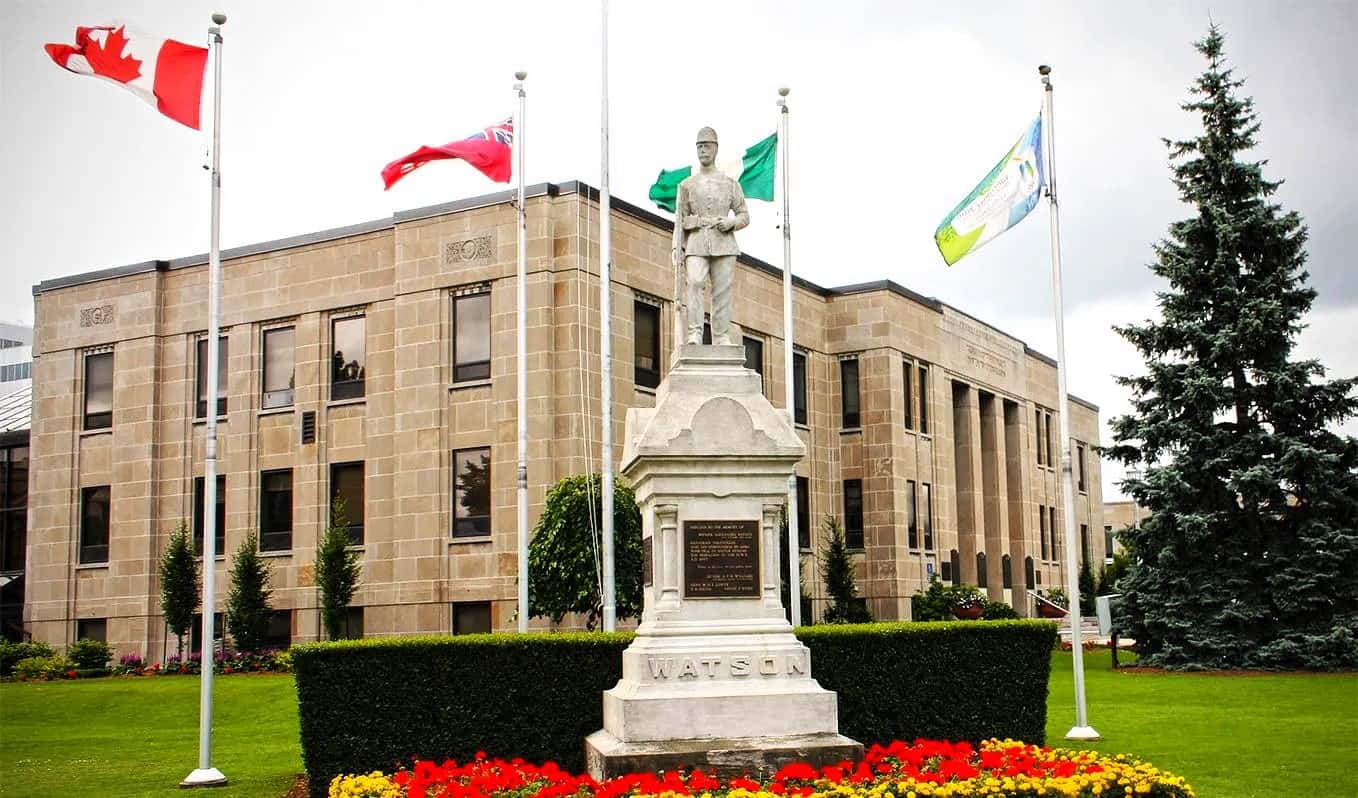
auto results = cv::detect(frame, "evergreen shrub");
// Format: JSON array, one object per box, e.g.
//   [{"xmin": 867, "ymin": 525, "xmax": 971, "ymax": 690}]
[
  {"xmin": 66, "ymin": 638, "xmax": 113, "ymax": 671},
  {"xmin": 293, "ymin": 621, "xmax": 1056, "ymax": 798},
  {"xmin": 0, "ymin": 640, "xmax": 55, "ymax": 676}
]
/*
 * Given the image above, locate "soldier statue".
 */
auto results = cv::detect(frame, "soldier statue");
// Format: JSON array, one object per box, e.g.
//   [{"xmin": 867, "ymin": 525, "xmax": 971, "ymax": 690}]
[{"xmin": 672, "ymin": 126, "xmax": 750, "ymax": 346}]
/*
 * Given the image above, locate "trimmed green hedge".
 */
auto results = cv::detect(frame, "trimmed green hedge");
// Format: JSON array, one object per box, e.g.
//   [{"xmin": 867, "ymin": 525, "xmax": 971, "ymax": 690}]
[{"xmin": 293, "ymin": 621, "xmax": 1055, "ymax": 798}]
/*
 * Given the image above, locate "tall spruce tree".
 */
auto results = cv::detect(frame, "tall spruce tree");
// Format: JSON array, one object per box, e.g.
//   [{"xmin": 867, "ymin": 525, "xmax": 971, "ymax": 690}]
[
  {"xmin": 819, "ymin": 515, "xmax": 872, "ymax": 624},
  {"xmin": 159, "ymin": 521, "xmax": 199, "ymax": 660},
  {"xmin": 316, "ymin": 496, "xmax": 362, "ymax": 640},
  {"xmin": 225, "ymin": 533, "xmax": 274, "ymax": 653},
  {"xmin": 1108, "ymin": 26, "xmax": 1358, "ymax": 670}
]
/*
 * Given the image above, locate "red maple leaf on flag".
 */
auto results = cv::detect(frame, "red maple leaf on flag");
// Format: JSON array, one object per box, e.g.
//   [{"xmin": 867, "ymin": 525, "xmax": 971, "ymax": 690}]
[{"xmin": 83, "ymin": 26, "xmax": 141, "ymax": 84}]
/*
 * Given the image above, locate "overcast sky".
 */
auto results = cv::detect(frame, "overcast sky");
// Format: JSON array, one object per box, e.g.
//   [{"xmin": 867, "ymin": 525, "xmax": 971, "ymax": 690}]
[{"xmin": 2, "ymin": 0, "xmax": 1355, "ymax": 500}]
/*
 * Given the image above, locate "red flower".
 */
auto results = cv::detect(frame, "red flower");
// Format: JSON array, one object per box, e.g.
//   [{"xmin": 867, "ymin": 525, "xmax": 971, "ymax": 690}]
[{"xmin": 731, "ymin": 777, "xmax": 762, "ymax": 791}]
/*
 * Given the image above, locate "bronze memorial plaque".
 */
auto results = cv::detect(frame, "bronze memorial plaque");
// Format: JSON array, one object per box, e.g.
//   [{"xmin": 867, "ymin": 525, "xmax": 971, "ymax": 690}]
[
  {"xmin": 642, "ymin": 536, "xmax": 653, "ymax": 587},
  {"xmin": 684, "ymin": 520, "xmax": 760, "ymax": 598}
]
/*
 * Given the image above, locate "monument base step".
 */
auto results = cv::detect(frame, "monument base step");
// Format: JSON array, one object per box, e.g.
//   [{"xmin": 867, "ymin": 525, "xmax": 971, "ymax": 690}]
[{"xmin": 584, "ymin": 729, "xmax": 863, "ymax": 781}]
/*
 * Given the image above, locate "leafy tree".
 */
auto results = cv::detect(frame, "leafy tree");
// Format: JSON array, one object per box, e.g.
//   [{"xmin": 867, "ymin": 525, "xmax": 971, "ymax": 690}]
[
  {"xmin": 159, "ymin": 521, "xmax": 199, "ymax": 660},
  {"xmin": 316, "ymin": 496, "xmax": 362, "ymax": 640},
  {"xmin": 528, "ymin": 474, "xmax": 643, "ymax": 630},
  {"xmin": 819, "ymin": 515, "xmax": 872, "ymax": 624},
  {"xmin": 226, "ymin": 534, "xmax": 273, "ymax": 653},
  {"xmin": 1108, "ymin": 26, "xmax": 1358, "ymax": 669}
]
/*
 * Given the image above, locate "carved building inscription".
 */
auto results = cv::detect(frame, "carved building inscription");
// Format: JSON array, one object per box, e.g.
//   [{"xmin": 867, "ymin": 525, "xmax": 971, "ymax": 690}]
[
  {"xmin": 942, "ymin": 312, "xmax": 1023, "ymax": 388},
  {"xmin": 79, "ymin": 305, "xmax": 115, "ymax": 327},
  {"xmin": 683, "ymin": 520, "xmax": 759, "ymax": 598},
  {"xmin": 443, "ymin": 233, "xmax": 495, "ymax": 268},
  {"xmin": 645, "ymin": 651, "xmax": 807, "ymax": 681}
]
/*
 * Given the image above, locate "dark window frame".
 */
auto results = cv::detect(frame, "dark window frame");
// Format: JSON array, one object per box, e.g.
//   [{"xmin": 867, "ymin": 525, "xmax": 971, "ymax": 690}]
[
  {"xmin": 195, "ymin": 336, "xmax": 229, "ymax": 419},
  {"xmin": 79, "ymin": 485, "xmax": 110, "ymax": 564},
  {"xmin": 743, "ymin": 336, "xmax": 765, "ymax": 394},
  {"xmin": 906, "ymin": 479, "xmax": 918, "ymax": 549},
  {"xmin": 917, "ymin": 364, "xmax": 929, "ymax": 434},
  {"xmin": 922, "ymin": 482, "xmax": 934, "ymax": 550},
  {"xmin": 83, "ymin": 351, "xmax": 113, "ymax": 431},
  {"xmin": 1002, "ymin": 554, "xmax": 1013, "ymax": 589},
  {"xmin": 330, "ymin": 461, "xmax": 366, "ymax": 546},
  {"xmin": 1049, "ymin": 506, "xmax": 1059, "ymax": 559},
  {"xmin": 259, "ymin": 469, "xmax": 294, "ymax": 552},
  {"xmin": 1040, "ymin": 505, "xmax": 1049, "ymax": 559},
  {"xmin": 192, "ymin": 475, "xmax": 226, "ymax": 558},
  {"xmin": 330, "ymin": 315, "xmax": 367, "ymax": 401},
  {"xmin": 1, "ymin": 445, "xmax": 28, "ymax": 574},
  {"xmin": 840, "ymin": 358, "xmax": 860, "ymax": 429},
  {"xmin": 843, "ymin": 479, "xmax": 864, "ymax": 550},
  {"xmin": 1104, "ymin": 524, "xmax": 1115, "ymax": 563},
  {"xmin": 452, "ymin": 447, "xmax": 491, "ymax": 538},
  {"xmin": 262, "ymin": 326, "xmax": 296, "ymax": 409},
  {"xmin": 1081, "ymin": 524, "xmax": 1090, "ymax": 566},
  {"xmin": 263, "ymin": 609, "xmax": 292, "ymax": 650},
  {"xmin": 795, "ymin": 475, "xmax": 810, "ymax": 550},
  {"xmin": 452, "ymin": 601, "xmax": 492, "ymax": 635},
  {"xmin": 453, "ymin": 292, "xmax": 492, "ymax": 384},
  {"xmin": 1077, "ymin": 443, "xmax": 1088, "ymax": 492},
  {"xmin": 902, "ymin": 361, "xmax": 914, "ymax": 430},
  {"xmin": 792, "ymin": 351, "xmax": 807, "ymax": 426},
  {"xmin": 76, "ymin": 617, "xmax": 106, "ymax": 643},
  {"xmin": 633, "ymin": 300, "xmax": 661, "ymax": 390},
  {"xmin": 976, "ymin": 551, "xmax": 988, "ymax": 588}
]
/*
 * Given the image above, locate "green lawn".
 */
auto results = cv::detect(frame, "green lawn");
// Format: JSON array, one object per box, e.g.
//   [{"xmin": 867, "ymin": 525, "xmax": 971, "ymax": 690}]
[
  {"xmin": 0, "ymin": 674, "xmax": 300, "ymax": 798},
  {"xmin": 1047, "ymin": 649, "xmax": 1358, "ymax": 798},
  {"xmin": 2, "ymin": 653, "xmax": 1355, "ymax": 798}
]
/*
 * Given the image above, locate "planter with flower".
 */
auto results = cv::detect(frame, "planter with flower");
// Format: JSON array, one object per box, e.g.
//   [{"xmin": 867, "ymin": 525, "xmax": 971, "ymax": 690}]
[
  {"xmin": 1036, "ymin": 587, "xmax": 1069, "ymax": 619},
  {"xmin": 947, "ymin": 585, "xmax": 987, "ymax": 620}
]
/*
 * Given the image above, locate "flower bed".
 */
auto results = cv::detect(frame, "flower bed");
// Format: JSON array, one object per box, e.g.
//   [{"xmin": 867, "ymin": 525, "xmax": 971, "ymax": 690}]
[
  {"xmin": 6, "ymin": 649, "xmax": 293, "ymax": 681},
  {"xmin": 328, "ymin": 740, "xmax": 1195, "ymax": 798}
]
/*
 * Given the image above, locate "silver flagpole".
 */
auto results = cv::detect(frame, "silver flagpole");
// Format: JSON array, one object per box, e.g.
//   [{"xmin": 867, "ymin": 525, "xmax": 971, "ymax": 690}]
[
  {"xmin": 515, "ymin": 70, "xmax": 530, "ymax": 634},
  {"xmin": 777, "ymin": 87, "xmax": 801, "ymax": 627},
  {"xmin": 182, "ymin": 12, "xmax": 228, "ymax": 787},
  {"xmin": 599, "ymin": 0, "xmax": 616, "ymax": 632},
  {"xmin": 1040, "ymin": 64, "xmax": 1099, "ymax": 741}
]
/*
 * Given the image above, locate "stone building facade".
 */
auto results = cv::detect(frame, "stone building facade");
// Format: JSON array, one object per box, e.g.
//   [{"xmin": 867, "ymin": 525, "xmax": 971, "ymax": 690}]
[{"xmin": 25, "ymin": 182, "xmax": 1104, "ymax": 657}]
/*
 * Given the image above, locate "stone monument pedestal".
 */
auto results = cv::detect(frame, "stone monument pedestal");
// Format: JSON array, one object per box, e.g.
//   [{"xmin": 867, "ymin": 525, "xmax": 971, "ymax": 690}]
[{"xmin": 585, "ymin": 345, "xmax": 861, "ymax": 780}]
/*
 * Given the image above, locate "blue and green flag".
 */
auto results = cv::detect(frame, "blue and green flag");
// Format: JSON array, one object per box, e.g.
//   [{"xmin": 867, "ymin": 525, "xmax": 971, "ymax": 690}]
[
  {"xmin": 648, "ymin": 133, "xmax": 777, "ymax": 213},
  {"xmin": 934, "ymin": 115, "xmax": 1045, "ymax": 266}
]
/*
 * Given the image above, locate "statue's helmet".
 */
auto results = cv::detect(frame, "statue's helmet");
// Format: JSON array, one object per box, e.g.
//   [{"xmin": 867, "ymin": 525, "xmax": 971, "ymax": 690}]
[{"xmin": 695, "ymin": 126, "xmax": 719, "ymax": 144}]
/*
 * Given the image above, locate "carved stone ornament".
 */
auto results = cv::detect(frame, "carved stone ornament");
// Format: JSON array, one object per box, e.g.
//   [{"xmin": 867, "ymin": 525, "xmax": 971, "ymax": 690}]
[
  {"xmin": 443, "ymin": 233, "xmax": 495, "ymax": 267},
  {"xmin": 79, "ymin": 305, "xmax": 115, "ymax": 327}
]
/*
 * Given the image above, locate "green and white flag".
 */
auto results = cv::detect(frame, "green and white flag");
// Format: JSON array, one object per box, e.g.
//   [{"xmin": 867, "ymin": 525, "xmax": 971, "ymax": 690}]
[
  {"xmin": 934, "ymin": 115, "xmax": 1045, "ymax": 266},
  {"xmin": 648, "ymin": 133, "xmax": 777, "ymax": 213}
]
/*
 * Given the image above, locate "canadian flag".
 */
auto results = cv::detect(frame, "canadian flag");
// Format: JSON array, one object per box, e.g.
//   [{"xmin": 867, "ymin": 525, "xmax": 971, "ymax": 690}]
[{"xmin": 46, "ymin": 25, "xmax": 209, "ymax": 130}]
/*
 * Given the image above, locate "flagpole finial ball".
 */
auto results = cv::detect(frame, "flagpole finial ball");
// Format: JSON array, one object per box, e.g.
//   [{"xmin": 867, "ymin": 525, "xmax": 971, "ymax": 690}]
[
  {"xmin": 211, "ymin": 13, "xmax": 226, "ymax": 24},
  {"xmin": 1038, "ymin": 64, "xmax": 1051, "ymax": 76},
  {"xmin": 515, "ymin": 71, "xmax": 528, "ymax": 81},
  {"xmin": 778, "ymin": 87, "xmax": 790, "ymax": 97}
]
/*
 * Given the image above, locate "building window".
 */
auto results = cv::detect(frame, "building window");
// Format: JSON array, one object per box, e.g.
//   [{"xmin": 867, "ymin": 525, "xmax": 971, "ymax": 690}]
[
  {"xmin": 331, "ymin": 462, "xmax": 365, "ymax": 545},
  {"xmin": 633, "ymin": 301, "xmax": 661, "ymax": 390},
  {"xmin": 1002, "ymin": 554, "xmax": 1013, "ymax": 589},
  {"xmin": 453, "ymin": 447, "xmax": 491, "ymax": 537},
  {"xmin": 262, "ymin": 327, "xmax": 295, "ymax": 409},
  {"xmin": 1104, "ymin": 524, "xmax": 1115, "ymax": 563},
  {"xmin": 976, "ymin": 552, "xmax": 988, "ymax": 588},
  {"xmin": 192, "ymin": 475, "xmax": 226, "ymax": 557},
  {"xmin": 341, "ymin": 606, "xmax": 364, "ymax": 639},
  {"xmin": 1049, "ymin": 506, "xmax": 1059, "ymax": 559},
  {"xmin": 331, "ymin": 316, "xmax": 366, "ymax": 400},
  {"xmin": 922, "ymin": 483, "xmax": 934, "ymax": 550},
  {"xmin": 1, "ymin": 446, "xmax": 28, "ymax": 574},
  {"xmin": 1039, "ymin": 506, "xmax": 1049, "ymax": 560},
  {"xmin": 792, "ymin": 351, "xmax": 807, "ymax": 426},
  {"xmin": 195, "ymin": 337, "xmax": 228, "ymax": 418},
  {"xmin": 1035, "ymin": 408, "xmax": 1044, "ymax": 465},
  {"xmin": 796, "ymin": 475, "xmax": 810, "ymax": 550},
  {"xmin": 1045, "ymin": 412, "xmax": 1055, "ymax": 468},
  {"xmin": 190, "ymin": 611, "xmax": 224, "ymax": 654},
  {"xmin": 843, "ymin": 479, "xmax": 864, "ymax": 549},
  {"xmin": 840, "ymin": 359, "xmax": 860, "ymax": 428},
  {"xmin": 949, "ymin": 549, "xmax": 962, "ymax": 586},
  {"xmin": 906, "ymin": 480, "xmax": 918, "ymax": 549},
  {"xmin": 902, "ymin": 362, "xmax": 913, "ymax": 430},
  {"xmin": 1025, "ymin": 555, "xmax": 1036, "ymax": 589},
  {"xmin": 1081, "ymin": 524, "xmax": 1090, "ymax": 566},
  {"xmin": 259, "ymin": 470, "xmax": 293, "ymax": 552},
  {"xmin": 453, "ymin": 293, "xmax": 491, "ymax": 383},
  {"xmin": 263, "ymin": 609, "xmax": 292, "ymax": 650},
  {"xmin": 76, "ymin": 618, "xmax": 106, "ymax": 642},
  {"xmin": 83, "ymin": 351, "xmax": 113, "ymax": 430},
  {"xmin": 1077, "ymin": 444, "xmax": 1087, "ymax": 492},
  {"xmin": 742, "ymin": 336, "xmax": 765, "ymax": 393},
  {"xmin": 452, "ymin": 601, "xmax": 492, "ymax": 634},
  {"xmin": 917, "ymin": 364, "xmax": 929, "ymax": 434},
  {"xmin": 79, "ymin": 485, "xmax": 110, "ymax": 564}
]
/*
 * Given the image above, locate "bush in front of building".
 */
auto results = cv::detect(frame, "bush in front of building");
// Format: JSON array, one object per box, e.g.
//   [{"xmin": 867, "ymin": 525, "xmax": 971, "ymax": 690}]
[
  {"xmin": 0, "ymin": 640, "xmax": 56, "ymax": 676},
  {"xmin": 66, "ymin": 638, "xmax": 113, "ymax": 672},
  {"xmin": 820, "ymin": 516, "xmax": 872, "ymax": 624},
  {"xmin": 226, "ymin": 533, "xmax": 275, "ymax": 653},
  {"xmin": 292, "ymin": 621, "xmax": 1056, "ymax": 798},
  {"xmin": 13, "ymin": 655, "xmax": 76, "ymax": 681}
]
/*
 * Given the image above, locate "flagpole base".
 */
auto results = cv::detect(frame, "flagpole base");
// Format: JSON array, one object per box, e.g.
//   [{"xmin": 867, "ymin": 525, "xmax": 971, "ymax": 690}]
[
  {"xmin": 1064, "ymin": 725, "xmax": 1101, "ymax": 742},
  {"xmin": 179, "ymin": 768, "xmax": 228, "ymax": 788}
]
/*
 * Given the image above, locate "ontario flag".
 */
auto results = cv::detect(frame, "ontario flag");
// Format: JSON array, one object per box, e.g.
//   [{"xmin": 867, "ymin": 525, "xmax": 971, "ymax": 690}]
[
  {"xmin": 46, "ymin": 25, "xmax": 208, "ymax": 130},
  {"xmin": 382, "ymin": 118, "xmax": 514, "ymax": 189}
]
